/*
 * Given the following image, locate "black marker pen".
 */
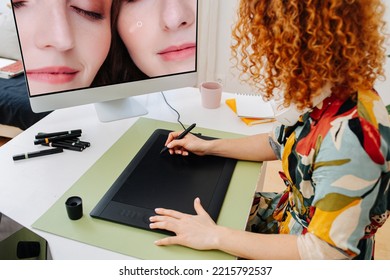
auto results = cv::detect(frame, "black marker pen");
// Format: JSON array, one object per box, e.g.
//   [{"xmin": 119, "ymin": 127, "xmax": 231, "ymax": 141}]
[
  {"xmin": 43, "ymin": 142, "xmax": 84, "ymax": 152},
  {"xmin": 34, "ymin": 132, "xmax": 82, "ymax": 145},
  {"xmin": 35, "ymin": 129, "xmax": 82, "ymax": 139},
  {"xmin": 61, "ymin": 139, "xmax": 90, "ymax": 149},
  {"xmin": 13, "ymin": 147, "xmax": 63, "ymax": 161}
]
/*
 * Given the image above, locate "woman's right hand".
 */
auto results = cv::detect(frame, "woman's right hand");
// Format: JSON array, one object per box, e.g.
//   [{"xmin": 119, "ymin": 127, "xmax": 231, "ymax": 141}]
[{"xmin": 164, "ymin": 131, "xmax": 210, "ymax": 156}]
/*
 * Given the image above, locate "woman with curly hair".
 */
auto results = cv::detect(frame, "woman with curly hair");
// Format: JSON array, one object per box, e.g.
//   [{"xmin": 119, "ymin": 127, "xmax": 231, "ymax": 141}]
[{"xmin": 149, "ymin": 0, "xmax": 390, "ymax": 259}]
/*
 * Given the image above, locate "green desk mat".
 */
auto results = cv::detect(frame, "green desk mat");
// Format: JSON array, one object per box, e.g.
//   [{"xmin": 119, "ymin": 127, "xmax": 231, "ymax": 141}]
[{"xmin": 33, "ymin": 118, "xmax": 261, "ymax": 259}]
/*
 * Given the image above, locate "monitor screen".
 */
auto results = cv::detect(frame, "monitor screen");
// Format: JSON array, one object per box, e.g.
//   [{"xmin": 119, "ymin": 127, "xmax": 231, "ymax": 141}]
[{"xmin": 11, "ymin": 0, "xmax": 199, "ymax": 122}]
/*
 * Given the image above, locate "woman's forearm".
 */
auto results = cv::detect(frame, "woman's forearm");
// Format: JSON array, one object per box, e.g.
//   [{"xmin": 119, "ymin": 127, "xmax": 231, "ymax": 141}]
[
  {"xmin": 214, "ymin": 226, "xmax": 301, "ymax": 260},
  {"xmin": 205, "ymin": 133, "xmax": 277, "ymax": 162}
]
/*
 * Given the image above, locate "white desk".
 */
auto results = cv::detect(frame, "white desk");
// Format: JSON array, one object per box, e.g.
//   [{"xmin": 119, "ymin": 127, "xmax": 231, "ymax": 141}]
[{"xmin": 0, "ymin": 87, "xmax": 273, "ymax": 259}]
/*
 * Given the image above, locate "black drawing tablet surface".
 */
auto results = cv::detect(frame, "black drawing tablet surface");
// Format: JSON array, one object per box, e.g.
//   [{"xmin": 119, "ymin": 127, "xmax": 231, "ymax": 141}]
[{"xmin": 90, "ymin": 129, "xmax": 237, "ymax": 234}]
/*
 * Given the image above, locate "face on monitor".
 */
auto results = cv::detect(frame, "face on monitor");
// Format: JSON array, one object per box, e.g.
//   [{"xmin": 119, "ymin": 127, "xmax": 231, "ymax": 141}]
[{"xmin": 12, "ymin": 0, "xmax": 197, "ymax": 97}]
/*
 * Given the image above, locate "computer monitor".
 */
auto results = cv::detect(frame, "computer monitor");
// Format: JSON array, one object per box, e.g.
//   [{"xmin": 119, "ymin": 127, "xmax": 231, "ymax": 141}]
[{"xmin": 11, "ymin": 0, "xmax": 199, "ymax": 122}]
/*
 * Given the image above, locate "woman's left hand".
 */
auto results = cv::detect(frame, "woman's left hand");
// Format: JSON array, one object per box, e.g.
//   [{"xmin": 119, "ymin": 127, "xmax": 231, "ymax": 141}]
[{"xmin": 149, "ymin": 197, "xmax": 220, "ymax": 250}]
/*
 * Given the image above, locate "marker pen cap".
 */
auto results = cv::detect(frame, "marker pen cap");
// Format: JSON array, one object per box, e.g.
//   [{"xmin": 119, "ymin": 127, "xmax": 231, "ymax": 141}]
[{"xmin": 65, "ymin": 196, "xmax": 83, "ymax": 220}]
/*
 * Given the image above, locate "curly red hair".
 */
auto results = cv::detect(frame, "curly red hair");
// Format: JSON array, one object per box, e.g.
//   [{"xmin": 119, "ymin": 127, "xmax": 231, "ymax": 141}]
[{"xmin": 231, "ymin": 0, "xmax": 387, "ymax": 109}]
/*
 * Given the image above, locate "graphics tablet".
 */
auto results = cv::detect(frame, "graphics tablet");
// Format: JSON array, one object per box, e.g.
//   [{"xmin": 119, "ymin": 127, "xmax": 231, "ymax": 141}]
[{"xmin": 90, "ymin": 129, "xmax": 237, "ymax": 234}]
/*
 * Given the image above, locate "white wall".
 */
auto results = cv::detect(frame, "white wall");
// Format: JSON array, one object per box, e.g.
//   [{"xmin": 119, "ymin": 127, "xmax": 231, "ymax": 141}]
[
  {"xmin": 212, "ymin": 0, "xmax": 390, "ymax": 104},
  {"xmin": 213, "ymin": 0, "xmax": 253, "ymax": 94},
  {"xmin": 0, "ymin": 0, "xmax": 11, "ymax": 15},
  {"xmin": 375, "ymin": 1, "xmax": 390, "ymax": 105}
]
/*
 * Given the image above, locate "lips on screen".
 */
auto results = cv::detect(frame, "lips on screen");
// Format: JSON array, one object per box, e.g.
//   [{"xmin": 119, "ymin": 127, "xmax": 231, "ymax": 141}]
[{"xmin": 13, "ymin": 1, "xmax": 198, "ymax": 97}]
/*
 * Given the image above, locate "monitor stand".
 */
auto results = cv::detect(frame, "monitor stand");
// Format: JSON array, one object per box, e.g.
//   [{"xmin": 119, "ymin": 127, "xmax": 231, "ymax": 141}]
[{"xmin": 94, "ymin": 97, "xmax": 148, "ymax": 122}]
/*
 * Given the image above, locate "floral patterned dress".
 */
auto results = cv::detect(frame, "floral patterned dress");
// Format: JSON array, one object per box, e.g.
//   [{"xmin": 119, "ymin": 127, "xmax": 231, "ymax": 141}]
[{"xmin": 247, "ymin": 88, "xmax": 390, "ymax": 259}]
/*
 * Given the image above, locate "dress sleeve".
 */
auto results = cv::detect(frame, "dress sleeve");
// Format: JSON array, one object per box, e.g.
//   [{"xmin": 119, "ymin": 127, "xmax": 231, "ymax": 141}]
[
  {"xmin": 306, "ymin": 116, "xmax": 387, "ymax": 257},
  {"xmin": 268, "ymin": 124, "xmax": 283, "ymax": 160}
]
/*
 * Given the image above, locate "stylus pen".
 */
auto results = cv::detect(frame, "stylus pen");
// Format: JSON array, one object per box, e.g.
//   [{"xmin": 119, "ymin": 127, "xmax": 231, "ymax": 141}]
[
  {"xmin": 13, "ymin": 147, "xmax": 64, "ymax": 161},
  {"xmin": 35, "ymin": 129, "xmax": 82, "ymax": 139},
  {"xmin": 160, "ymin": 123, "xmax": 196, "ymax": 154}
]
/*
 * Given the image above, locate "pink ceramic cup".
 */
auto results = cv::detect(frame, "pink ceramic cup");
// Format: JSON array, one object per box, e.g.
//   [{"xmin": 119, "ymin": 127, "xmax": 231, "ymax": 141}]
[{"xmin": 200, "ymin": 81, "xmax": 222, "ymax": 109}]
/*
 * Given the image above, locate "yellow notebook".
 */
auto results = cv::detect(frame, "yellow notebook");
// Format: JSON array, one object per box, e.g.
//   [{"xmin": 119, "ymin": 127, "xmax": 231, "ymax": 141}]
[{"xmin": 226, "ymin": 98, "xmax": 275, "ymax": 126}]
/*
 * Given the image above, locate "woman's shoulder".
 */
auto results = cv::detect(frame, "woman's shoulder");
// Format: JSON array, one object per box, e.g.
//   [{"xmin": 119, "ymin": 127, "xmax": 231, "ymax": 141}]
[
  {"xmin": 342, "ymin": 88, "xmax": 389, "ymax": 167},
  {"xmin": 356, "ymin": 88, "xmax": 390, "ymax": 128},
  {"xmin": 301, "ymin": 88, "xmax": 389, "ymax": 166}
]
